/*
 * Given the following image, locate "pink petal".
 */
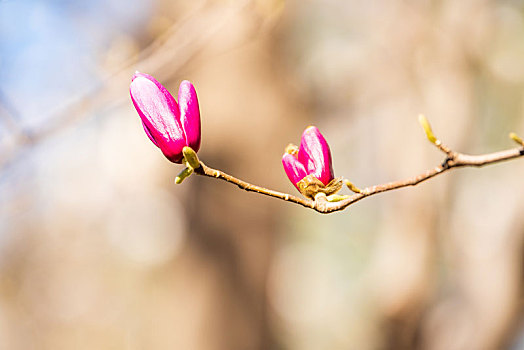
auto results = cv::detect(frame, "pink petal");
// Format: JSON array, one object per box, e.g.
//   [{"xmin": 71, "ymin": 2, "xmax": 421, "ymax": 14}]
[
  {"xmin": 178, "ymin": 80, "xmax": 201, "ymax": 152},
  {"xmin": 282, "ymin": 153, "xmax": 307, "ymax": 190},
  {"xmin": 298, "ymin": 126, "xmax": 334, "ymax": 185},
  {"xmin": 130, "ymin": 73, "xmax": 185, "ymax": 163}
]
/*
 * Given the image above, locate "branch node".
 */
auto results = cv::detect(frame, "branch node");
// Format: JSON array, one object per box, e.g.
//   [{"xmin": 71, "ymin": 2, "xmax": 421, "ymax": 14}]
[{"xmin": 441, "ymin": 156, "xmax": 454, "ymax": 169}]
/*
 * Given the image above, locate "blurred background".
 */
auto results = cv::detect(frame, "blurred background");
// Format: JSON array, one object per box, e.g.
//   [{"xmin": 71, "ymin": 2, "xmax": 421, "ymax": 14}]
[{"xmin": 1, "ymin": 0, "xmax": 524, "ymax": 349}]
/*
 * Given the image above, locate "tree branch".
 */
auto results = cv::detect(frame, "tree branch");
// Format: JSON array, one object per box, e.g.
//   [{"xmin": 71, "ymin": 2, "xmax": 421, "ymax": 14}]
[
  {"xmin": 194, "ymin": 162, "xmax": 315, "ymax": 210},
  {"xmin": 191, "ymin": 117, "xmax": 524, "ymax": 214}
]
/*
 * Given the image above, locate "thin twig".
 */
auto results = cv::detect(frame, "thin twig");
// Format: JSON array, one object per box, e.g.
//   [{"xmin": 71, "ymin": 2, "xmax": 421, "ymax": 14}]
[
  {"xmin": 193, "ymin": 120, "xmax": 524, "ymax": 214},
  {"xmin": 194, "ymin": 163, "xmax": 315, "ymax": 210}
]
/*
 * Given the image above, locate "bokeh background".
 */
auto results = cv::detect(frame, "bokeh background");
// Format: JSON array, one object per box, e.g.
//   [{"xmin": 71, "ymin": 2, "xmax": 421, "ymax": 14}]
[{"xmin": 1, "ymin": 0, "xmax": 524, "ymax": 349}]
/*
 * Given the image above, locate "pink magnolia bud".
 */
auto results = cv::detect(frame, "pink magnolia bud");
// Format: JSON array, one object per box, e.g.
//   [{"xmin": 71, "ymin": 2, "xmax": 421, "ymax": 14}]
[
  {"xmin": 282, "ymin": 126, "xmax": 335, "ymax": 190},
  {"xmin": 130, "ymin": 72, "xmax": 201, "ymax": 163}
]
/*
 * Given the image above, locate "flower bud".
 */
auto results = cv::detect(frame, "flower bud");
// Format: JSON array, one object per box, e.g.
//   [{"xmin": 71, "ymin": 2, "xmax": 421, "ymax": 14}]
[
  {"xmin": 130, "ymin": 72, "xmax": 201, "ymax": 163},
  {"xmin": 299, "ymin": 126, "xmax": 334, "ymax": 186},
  {"xmin": 282, "ymin": 126, "xmax": 336, "ymax": 198}
]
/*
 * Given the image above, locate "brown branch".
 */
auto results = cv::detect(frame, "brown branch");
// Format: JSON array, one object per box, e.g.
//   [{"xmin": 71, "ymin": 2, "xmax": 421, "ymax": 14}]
[
  {"xmin": 194, "ymin": 163, "xmax": 315, "ymax": 210},
  {"xmin": 192, "ymin": 118, "xmax": 524, "ymax": 214}
]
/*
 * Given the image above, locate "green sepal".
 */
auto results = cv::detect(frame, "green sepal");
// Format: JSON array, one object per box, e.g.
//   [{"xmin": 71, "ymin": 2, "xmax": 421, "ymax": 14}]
[
  {"xmin": 175, "ymin": 166, "xmax": 194, "ymax": 184},
  {"xmin": 182, "ymin": 146, "xmax": 200, "ymax": 169},
  {"xmin": 297, "ymin": 175, "xmax": 343, "ymax": 199}
]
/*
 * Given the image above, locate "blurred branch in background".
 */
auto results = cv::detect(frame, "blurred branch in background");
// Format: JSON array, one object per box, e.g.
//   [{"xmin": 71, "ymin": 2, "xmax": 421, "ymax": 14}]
[
  {"xmin": 0, "ymin": 0, "xmax": 263, "ymax": 171},
  {"xmin": 0, "ymin": 88, "xmax": 34, "ymax": 146}
]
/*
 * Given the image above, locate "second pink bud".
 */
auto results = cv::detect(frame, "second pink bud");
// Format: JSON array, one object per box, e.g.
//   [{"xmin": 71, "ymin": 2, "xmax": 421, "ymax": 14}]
[{"xmin": 282, "ymin": 126, "xmax": 335, "ymax": 192}]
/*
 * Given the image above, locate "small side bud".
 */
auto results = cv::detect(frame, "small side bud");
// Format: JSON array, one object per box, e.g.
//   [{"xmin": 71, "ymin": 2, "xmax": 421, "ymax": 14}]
[
  {"xmin": 182, "ymin": 146, "xmax": 201, "ymax": 169},
  {"xmin": 418, "ymin": 114, "xmax": 437, "ymax": 144},
  {"xmin": 344, "ymin": 179, "xmax": 362, "ymax": 194},
  {"xmin": 285, "ymin": 143, "xmax": 299, "ymax": 155},
  {"xmin": 509, "ymin": 132, "xmax": 524, "ymax": 147},
  {"xmin": 175, "ymin": 166, "xmax": 194, "ymax": 184}
]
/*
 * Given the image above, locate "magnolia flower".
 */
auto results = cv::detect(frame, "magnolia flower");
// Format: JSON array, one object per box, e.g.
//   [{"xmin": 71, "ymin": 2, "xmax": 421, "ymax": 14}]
[
  {"xmin": 282, "ymin": 126, "xmax": 341, "ymax": 198},
  {"xmin": 130, "ymin": 72, "xmax": 201, "ymax": 163}
]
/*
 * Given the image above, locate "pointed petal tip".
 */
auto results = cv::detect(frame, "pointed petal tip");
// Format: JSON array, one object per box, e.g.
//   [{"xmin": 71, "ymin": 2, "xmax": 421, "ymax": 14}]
[
  {"xmin": 131, "ymin": 72, "xmax": 160, "ymax": 84},
  {"xmin": 179, "ymin": 80, "xmax": 195, "ymax": 92},
  {"xmin": 304, "ymin": 125, "xmax": 320, "ymax": 134},
  {"xmin": 129, "ymin": 74, "xmax": 154, "ymax": 97},
  {"xmin": 131, "ymin": 71, "xmax": 143, "ymax": 81}
]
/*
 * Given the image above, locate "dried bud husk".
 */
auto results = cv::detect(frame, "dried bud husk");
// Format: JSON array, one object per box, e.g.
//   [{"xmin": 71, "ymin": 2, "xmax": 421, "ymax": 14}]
[
  {"xmin": 323, "ymin": 177, "xmax": 343, "ymax": 196},
  {"xmin": 297, "ymin": 175, "xmax": 343, "ymax": 199}
]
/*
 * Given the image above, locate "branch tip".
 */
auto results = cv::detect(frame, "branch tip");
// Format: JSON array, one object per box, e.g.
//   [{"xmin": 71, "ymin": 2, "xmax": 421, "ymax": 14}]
[
  {"xmin": 418, "ymin": 114, "xmax": 437, "ymax": 144},
  {"xmin": 509, "ymin": 132, "xmax": 524, "ymax": 147}
]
